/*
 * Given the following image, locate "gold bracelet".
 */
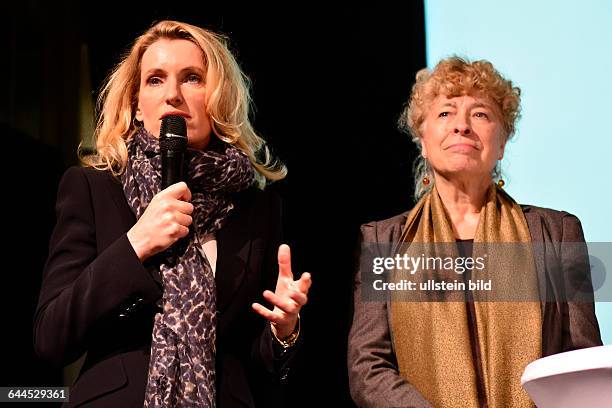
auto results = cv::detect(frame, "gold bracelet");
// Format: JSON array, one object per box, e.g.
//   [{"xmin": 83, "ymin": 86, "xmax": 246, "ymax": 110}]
[{"xmin": 271, "ymin": 315, "xmax": 300, "ymax": 349}]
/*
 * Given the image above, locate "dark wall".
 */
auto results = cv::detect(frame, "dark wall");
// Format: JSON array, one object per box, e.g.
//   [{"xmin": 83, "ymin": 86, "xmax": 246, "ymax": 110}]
[{"xmin": 5, "ymin": 3, "xmax": 425, "ymax": 407}]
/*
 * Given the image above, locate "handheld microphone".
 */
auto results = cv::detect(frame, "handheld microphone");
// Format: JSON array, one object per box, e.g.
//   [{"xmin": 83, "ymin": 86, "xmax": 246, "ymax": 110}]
[{"xmin": 160, "ymin": 115, "xmax": 188, "ymax": 189}]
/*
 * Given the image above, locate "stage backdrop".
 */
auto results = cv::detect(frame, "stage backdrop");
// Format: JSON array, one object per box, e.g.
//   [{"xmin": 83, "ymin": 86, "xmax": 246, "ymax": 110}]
[{"xmin": 424, "ymin": 0, "xmax": 612, "ymax": 344}]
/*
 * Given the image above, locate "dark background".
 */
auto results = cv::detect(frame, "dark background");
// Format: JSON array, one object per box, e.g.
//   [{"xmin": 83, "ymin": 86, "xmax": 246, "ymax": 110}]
[{"xmin": 4, "ymin": 2, "xmax": 425, "ymax": 406}]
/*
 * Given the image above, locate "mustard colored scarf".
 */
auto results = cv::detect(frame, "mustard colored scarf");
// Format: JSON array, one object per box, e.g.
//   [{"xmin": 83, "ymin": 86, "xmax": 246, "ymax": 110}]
[{"xmin": 390, "ymin": 184, "xmax": 541, "ymax": 408}]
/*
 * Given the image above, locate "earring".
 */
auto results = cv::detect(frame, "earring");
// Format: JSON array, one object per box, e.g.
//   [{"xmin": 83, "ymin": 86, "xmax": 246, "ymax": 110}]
[
  {"xmin": 423, "ymin": 176, "xmax": 430, "ymax": 186},
  {"xmin": 493, "ymin": 161, "xmax": 505, "ymax": 188},
  {"xmin": 133, "ymin": 117, "xmax": 143, "ymax": 128}
]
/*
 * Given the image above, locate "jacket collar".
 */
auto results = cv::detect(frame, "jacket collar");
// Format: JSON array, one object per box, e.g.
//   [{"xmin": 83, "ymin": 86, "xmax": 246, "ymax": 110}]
[{"xmin": 109, "ymin": 174, "xmax": 252, "ymax": 312}]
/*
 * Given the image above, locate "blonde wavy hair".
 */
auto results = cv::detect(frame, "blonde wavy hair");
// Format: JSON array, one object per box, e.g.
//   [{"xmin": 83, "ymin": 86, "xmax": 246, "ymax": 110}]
[
  {"xmin": 398, "ymin": 56, "xmax": 521, "ymax": 199},
  {"xmin": 81, "ymin": 20, "xmax": 286, "ymax": 188}
]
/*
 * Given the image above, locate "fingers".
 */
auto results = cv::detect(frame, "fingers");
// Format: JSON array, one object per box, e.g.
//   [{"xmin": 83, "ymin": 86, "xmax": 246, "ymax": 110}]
[
  {"xmin": 173, "ymin": 212, "xmax": 193, "ymax": 228},
  {"xmin": 253, "ymin": 247, "xmax": 312, "ymax": 325},
  {"xmin": 163, "ymin": 181, "xmax": 192, "ymax": 202},
  {"xmin": 263, "ymin": 290, "xmax": 301, "ymax": 315},
  {"xmin": 294, "ymin": 272, "xmax": 312, "ymax": 295},
  {"xmin": 288, "ymin": 289, "xmax": 308, "ymax": 306},
  {"xmin": 157, "ymin": 197, "xmax": 193, "ymax": 215},
  {"xmin": 281, "ymin": 279, "xmax": 309, "ymax": 305},
  {"xmin": 174, "ymin": 200, "xmax": 194, "ymax": 215},
  {"xmin": 277, "ymin": 244, "xmax": 293, "ymax": 278},
  {"xmin": 171, "ymin": 224, "xmax": 190, "ymax": 239},
  {"xmin": 252, "ymin": 280, "xmax": 310, "ymax": 320},
  {"xmin": 251, "ymin": 302, "xmax": 284, "ymax": 324},
  {"xmin": 153, "ymin": 185, "xmax": 194, "ymax": 215}
]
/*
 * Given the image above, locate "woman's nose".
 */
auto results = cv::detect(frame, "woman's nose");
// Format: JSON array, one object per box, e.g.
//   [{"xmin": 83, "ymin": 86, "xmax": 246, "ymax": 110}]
[
  {"xmin": 453, "ymin": 115, "xmax": 472, "ymax": 135},
  {"xmin": 165, "ymin": 79, "xmax": 183, "ymax": 106}
]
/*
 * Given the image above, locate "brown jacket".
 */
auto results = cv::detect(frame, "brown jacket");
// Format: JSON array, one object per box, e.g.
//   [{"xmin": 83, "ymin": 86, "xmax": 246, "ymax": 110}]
[{"xmin": 347, "ymin": 205, "xmax": 602, "ymax": 408}]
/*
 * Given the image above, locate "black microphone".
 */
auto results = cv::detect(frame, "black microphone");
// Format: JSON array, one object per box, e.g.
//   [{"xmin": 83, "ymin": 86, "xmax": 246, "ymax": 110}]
[{"xmin": 160, "ymin": 115, "xmax": 188, "ymax": 189}]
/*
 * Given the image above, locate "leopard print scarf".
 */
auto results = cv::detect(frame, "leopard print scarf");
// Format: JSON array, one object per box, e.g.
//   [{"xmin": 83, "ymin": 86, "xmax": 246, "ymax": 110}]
[{"xmin": 121, "ymin": 128, "xmax": 254, "ymax": 407}]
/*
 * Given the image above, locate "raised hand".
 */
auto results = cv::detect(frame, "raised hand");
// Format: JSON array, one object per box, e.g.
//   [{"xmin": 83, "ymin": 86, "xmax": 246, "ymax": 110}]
[{"xmin": 252, "ymin": 244, "xmax": 312, "ymax": 339}]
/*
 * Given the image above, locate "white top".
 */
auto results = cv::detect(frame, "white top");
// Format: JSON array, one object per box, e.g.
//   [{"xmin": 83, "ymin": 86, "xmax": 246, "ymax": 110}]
[{"xmin": 198, "ymin": 233, "xmax": 217, "ymax": 277}]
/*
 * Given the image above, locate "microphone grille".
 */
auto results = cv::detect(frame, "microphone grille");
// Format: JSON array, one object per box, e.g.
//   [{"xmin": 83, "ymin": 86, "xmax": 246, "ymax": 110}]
[
  {"xmin": 160, "ymin": 135, "xmax": 188, "ymax": 152},
  {"xmin": 160, "ymin": 115, "xmax": 187, "ymax": 152}
]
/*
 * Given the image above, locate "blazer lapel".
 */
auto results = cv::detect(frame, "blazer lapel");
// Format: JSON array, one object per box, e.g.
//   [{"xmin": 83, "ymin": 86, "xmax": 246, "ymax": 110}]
[
  {"xmin": 107, "ymin": 173, "xmax": 164, "ymax": 286},
  {"xmin": 107, "ymin": 172, "xmax": 137, "ymax": 231},
  {"xmin": 215, "ymin": 200, "xmax": 253, "ymax": 314},
  {"xmin": 522, "ymin": 206, "xmax": 548, "ymax": 312}
]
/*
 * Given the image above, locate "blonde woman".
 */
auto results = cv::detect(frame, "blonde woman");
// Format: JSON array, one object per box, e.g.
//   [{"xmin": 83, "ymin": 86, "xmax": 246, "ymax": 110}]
[{"xmin": 34, "ymin": 20, "xmax": 311, "ymax": 408}]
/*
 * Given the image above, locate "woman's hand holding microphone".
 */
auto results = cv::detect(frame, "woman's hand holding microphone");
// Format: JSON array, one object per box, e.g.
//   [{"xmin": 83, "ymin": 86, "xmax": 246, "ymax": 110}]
[{"xmin": 127, "ymin": 182, "xmax": 193, "ymax": 262}]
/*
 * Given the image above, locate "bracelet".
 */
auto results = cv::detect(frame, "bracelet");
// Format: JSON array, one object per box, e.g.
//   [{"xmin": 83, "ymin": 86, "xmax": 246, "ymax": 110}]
[{"xmin": 271, "ymin": 315, "xmax": 300, "ymax": 349}]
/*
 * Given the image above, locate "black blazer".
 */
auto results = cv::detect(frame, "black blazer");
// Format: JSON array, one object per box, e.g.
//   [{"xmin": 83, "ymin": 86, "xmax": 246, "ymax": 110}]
[{"xmin": 34, "ymin": 166, "xmax": 297, "ymax": 407}]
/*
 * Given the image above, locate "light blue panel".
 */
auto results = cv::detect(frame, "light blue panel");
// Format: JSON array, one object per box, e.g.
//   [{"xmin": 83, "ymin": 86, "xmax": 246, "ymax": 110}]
[{"xmin": 425, "ymin": 0, "xmax": 612, "ymax": 344}]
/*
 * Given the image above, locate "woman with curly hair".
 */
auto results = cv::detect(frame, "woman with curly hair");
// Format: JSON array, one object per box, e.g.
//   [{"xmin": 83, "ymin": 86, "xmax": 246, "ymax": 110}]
[{"xmin": 348, "ymin": 56, "xmax": 601, "ymax": 408}]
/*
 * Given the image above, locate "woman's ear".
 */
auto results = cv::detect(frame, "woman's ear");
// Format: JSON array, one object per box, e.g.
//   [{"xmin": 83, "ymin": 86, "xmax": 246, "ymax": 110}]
[
  {"xmin": 420, "ymin": 139, "xmax": 428, "ymax": 159},
  {"xmin": 135, "ymin": 106, "xmax": 143, "ymax": 121}
]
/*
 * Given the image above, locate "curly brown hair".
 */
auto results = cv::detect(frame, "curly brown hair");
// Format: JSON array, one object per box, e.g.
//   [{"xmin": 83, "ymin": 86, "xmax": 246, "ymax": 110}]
[{"xmin": 398, "ymin": 56, "xmax": 521, "ymax": 199}]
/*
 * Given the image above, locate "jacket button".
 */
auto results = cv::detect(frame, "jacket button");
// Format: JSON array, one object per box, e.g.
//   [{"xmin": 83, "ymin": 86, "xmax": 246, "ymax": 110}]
[{"xmin": 280, "ymin": 368, "xmax": 290, "ymax": 384}]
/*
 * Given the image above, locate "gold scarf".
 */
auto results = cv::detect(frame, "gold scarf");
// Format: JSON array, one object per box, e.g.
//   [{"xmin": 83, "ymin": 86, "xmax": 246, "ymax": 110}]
[{"xmin": 390, "ymin": 184, "xmax": 541, "ymax": 408}]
